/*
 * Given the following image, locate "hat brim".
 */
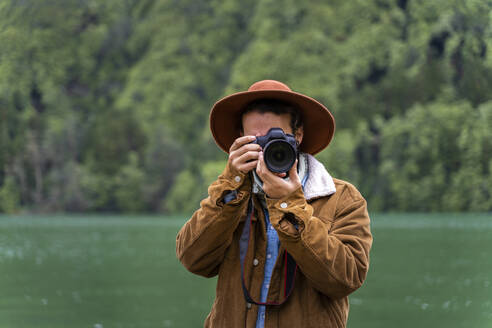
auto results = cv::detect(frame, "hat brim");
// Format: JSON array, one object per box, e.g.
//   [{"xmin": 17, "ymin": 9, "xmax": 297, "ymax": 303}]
[{"xmin": 210, "ymin": 89, "xmax": 335, "ymax": 155}]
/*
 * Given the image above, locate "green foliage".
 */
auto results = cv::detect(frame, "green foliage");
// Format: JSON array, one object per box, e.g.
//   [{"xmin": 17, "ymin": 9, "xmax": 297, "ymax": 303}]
[
  {"xmin": 379, "ymin": 101, "xmax": 492, "ymax": 211},
  {"xmin": 1, "ymin": 0, "xmax": 491, "ymax": 213},
  {"xmin": 0, "ymin": 175, "xmax": 20, "ymax": 213},
  {"xmin": 445, "ymin": 101, "xmax": 492, "ymax": 211},
  {"xmin": 113, "ymin": 152, "xmax": 146, "ymax": 212},
  {"xmin": 316, "ymin": 129, "xmax": 360, "ymax": 183},
  {"xmin": 163, "ymin": 170, "xmax": 200, "ymax": 214},
  {"xmin": 164, "ymin": 160, "xmax": 227, "ymax": 214}
]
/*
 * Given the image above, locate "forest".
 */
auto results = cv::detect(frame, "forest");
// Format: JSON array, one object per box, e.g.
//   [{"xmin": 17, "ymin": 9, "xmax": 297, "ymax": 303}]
[{"xmin": 1, "ymin": 0, "xmax": 491, "ymax": 214}]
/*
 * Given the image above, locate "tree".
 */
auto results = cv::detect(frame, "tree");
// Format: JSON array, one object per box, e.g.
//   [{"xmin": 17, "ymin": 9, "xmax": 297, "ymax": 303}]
[{"xmin": 1, "ymin": 0, "xmax": 491, "ymax": 214}]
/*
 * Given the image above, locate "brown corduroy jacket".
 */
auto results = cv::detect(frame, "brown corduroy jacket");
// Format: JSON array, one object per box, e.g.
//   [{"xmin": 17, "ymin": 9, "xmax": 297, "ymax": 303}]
[{"xmin": 176, "ymin": 155, "xmax": 372, "ymax": 327}]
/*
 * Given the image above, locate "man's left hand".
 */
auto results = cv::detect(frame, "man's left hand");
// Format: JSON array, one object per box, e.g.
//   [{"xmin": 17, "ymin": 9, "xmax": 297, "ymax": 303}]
[{"xmin": 256, "ymin": 151, "xmax": 301, "ymax": 199}]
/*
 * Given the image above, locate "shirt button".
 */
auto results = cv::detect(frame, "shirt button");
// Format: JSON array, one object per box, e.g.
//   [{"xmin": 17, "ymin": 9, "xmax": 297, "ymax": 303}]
[
  {"xmin": 253, "ymin": 258, "xmax": 259, "ymax": 266},
  {"xmin": 234, "ymin": 176, "xmax": 241, "ymax": 183},
  {"xmin": 280, "ymin": 202, "xmax": 287, "ymax": 209},
  {"xmin": 270, "ymin": 225, "xmax": 275, "ymax": 230},
  {"xmin": 267, "ymin": 253, "xmax": 272, "ymax": 259},
  {"xmin": 246, "ymin": 302, "xmax": 252, "ymax": 309},
  {"xmin": 266, "ymin": 283, "xmax": 270, "ymax": 289}
]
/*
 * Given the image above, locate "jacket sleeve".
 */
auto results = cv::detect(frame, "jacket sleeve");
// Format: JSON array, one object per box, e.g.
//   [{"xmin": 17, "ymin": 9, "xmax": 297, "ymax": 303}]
[
  {"xmin": 266, "ymin": 184, "xmax": 372, "ymax": 299},
  {"xmin": 175, "ymin": 162, "xmax": 251, "ymax": 278}
]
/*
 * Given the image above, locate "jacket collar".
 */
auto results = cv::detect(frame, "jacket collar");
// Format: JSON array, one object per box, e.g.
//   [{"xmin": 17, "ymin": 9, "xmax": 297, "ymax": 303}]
[{"xmin": 303, "ymin": 154, "xmax": 336, "ymax": 201}]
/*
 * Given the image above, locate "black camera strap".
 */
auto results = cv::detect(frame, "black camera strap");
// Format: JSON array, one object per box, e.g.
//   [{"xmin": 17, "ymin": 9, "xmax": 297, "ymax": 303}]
[{"xmin": 239, "ymin": 197, "xmax": 297, "ymax": 306}]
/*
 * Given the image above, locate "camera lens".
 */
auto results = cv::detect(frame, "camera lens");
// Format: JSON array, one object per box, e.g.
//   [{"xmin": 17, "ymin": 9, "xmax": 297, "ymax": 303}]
[
  {"xmin": 264, "ymin": 140, "xmax": 296, "ymax": 173},
  {"xmin": 272, "ymin": 149, "xmax": 285, "ymax": 162}
]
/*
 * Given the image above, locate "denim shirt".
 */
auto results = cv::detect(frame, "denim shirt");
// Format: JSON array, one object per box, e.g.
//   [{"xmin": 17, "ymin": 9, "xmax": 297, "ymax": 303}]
[
  {"xmin": 256, "ymin": 173, "xmax": 309, "ymax": 328},
  {"xmin": 255, "ymin": 208, "xmax": 279, "ymax": 327}
]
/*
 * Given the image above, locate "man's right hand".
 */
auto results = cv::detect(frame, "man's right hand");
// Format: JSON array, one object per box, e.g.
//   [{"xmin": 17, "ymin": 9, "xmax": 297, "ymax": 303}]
[{"xmin": 228, "ymin": 135, "xmax": 262, "ymax": 174}]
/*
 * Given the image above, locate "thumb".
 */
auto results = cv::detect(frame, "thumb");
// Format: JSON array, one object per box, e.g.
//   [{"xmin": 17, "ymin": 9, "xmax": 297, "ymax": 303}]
[{"xmin": 289, "ymin": 160, "xmax": 300, "ymax": 183}]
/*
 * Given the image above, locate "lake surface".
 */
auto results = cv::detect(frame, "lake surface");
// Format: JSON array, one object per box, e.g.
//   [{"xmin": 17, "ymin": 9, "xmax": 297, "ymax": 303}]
[{"xmin": 0, "ymin": 213, "xmax": 491, "ymax": 327}]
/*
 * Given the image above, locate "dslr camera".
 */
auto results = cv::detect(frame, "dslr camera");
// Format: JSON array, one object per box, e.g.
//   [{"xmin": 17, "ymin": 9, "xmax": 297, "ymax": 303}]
[{"xmin": 253, "ymin": 128, "xmax": 298, "ymax": 173}]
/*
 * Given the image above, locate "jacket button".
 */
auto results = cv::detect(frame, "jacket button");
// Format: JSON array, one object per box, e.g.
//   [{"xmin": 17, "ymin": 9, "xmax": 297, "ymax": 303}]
[
  {"xmin": 246, "ymin": 302, "xmax": 252, "ymax": 309},
  {"xmin": 234, "ymin": 176, "xmax": 241, "ymax": 183},
  {"xmin": 253, "ymin": 258, "xmax": 259, "ymax": 266},
  {"xmin": 280, "ymin": 202, "xmax": 288, "ymax": 209}
]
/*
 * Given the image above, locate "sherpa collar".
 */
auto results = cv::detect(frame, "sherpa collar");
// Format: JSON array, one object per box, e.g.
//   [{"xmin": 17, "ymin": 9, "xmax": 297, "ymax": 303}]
[{"xmin": 303, "ymin": 153, "xmax": 336, "ymax": 201}]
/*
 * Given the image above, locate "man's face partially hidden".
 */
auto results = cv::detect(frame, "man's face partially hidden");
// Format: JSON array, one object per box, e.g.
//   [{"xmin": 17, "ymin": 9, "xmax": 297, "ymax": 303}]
[
  {"xmin": 241, "ymin": 111, "xmax": 303, "ymax": 144},
  {"xmin": 241, "ymin": 110, "xmax": 303, "ymax": 178}
]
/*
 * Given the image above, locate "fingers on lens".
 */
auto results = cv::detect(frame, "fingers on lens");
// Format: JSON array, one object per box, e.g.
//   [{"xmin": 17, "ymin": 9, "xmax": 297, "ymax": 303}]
[
  {"xmin": 229, "ymin": 138, "xmax": 242, "ymax": 152},
  {"xmin": 240, "ymin": 143, "xmax": 261, "ymax": 153},
  {"xmin": 233, "ymin": 144, "xmax": 259, "ymax": 159},
  {"xmin": 231, "ymin": 136, "xmax": 256, "ymax": 151},
  {"xmin": 240, "ymin": 160, "xmax": 258, "ymax": 171},
  {"xmin": 239, "ymin": 150, "xmax": 260, "ymax": 163}
]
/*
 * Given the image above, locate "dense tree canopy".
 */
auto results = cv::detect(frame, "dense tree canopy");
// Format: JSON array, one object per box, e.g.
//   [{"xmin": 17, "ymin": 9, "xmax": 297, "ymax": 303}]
[{"xmin": 1, "ymin": 0, "xmax": 491, "ymax": 214}]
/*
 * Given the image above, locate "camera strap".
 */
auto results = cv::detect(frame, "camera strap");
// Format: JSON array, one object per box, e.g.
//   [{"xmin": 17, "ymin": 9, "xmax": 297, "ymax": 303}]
[{"xmin": 239, "ymin": 197, "xmax": 297, "ymax": 306}]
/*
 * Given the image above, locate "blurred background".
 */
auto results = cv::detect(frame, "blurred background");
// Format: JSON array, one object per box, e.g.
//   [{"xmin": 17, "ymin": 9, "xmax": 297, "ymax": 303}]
[{"xmin": 0, "ymin": 0, "xmax": 491, "ymax": 327}]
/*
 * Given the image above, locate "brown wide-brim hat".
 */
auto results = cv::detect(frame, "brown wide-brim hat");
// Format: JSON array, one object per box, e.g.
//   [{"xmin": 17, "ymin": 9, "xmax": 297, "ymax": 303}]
[{"xmin": 210, "ymin": 80, "xmax": 335, "ymax": 155}]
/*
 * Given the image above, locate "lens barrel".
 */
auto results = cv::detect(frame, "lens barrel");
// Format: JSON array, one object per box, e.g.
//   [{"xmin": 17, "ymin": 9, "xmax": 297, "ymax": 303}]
[{"xmin": 263, "ymin": 139, "xmax": 296, "ymax": 173}]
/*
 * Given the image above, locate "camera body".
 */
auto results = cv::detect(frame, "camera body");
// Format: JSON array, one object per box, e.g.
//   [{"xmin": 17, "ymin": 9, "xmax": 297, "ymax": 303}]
[{"xmin": 253, "ymin": 128, "xmax": 298, "ymax": 173}]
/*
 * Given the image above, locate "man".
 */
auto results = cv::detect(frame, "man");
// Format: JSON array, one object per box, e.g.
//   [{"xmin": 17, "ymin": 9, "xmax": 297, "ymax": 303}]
[{"xmin": 176, "ymin": 80, "xmax": 372, "ymax": 327}]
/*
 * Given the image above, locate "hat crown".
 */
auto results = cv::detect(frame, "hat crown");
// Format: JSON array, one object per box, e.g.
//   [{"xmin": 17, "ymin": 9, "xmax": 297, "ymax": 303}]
[{"xmin": 248, "ymin": 80, "xmax": 292, "ymax": 92}]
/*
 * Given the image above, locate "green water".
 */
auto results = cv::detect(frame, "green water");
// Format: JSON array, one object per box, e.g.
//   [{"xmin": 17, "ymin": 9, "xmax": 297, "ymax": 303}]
[{"xmin": 0, "ymin": 213, "xmax": 491, "ymax": 328}]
